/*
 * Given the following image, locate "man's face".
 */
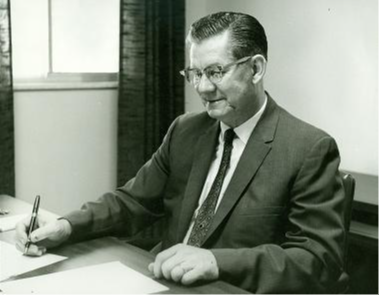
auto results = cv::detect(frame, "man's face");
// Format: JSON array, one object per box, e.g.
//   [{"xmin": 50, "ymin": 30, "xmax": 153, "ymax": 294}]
[{"xmin": 189, "ymin": 31, "xmax": 258, "ymax": 128}]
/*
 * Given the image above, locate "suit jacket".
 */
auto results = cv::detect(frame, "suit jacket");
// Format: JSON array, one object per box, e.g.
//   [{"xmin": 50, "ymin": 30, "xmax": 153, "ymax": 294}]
[{"xmin": 65, "ymin": 94, "xmax": 348, "ymax": 293}]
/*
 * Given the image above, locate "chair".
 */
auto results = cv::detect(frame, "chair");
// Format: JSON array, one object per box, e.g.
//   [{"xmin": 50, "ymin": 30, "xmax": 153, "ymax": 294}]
[
  {"xmin": 340, "ymin": 171, "xmax": 356, "ymax": 234},
  {"xmin": 339, "ymin": 170, "xmax": 356, "ymax": 285},
  {"xmin": 336, "ymin": 171, "xmax": 355, "ymax": 295}
]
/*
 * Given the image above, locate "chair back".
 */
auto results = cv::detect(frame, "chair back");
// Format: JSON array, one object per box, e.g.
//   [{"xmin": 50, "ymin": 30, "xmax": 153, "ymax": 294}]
[
  {"xmin": 340, "ymin": 171, "xmax": 356, "ymax": 270},
  {"xmin": 340, "ymin": 171, "xmax": 356, "ymax": 232}
]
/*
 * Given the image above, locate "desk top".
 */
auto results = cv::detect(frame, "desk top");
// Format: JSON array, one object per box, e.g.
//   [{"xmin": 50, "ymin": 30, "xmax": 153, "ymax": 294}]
[
  {"xmin": 349, "ymin": 171, "xmax": 378, "ymax": 209},
  {"xmin": 0, "ymin": 195, "xmax": 247, "ymax": 294}
]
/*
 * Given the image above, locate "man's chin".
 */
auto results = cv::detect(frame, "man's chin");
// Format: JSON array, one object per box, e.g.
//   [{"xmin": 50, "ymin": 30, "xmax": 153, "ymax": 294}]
[
  {"xmin": 205, "ymin": 101, "xmax": 233, "ymax": 117},
  {"xmin": 206, "ymin": 109, "xmax": 226, "ymax": 120}
]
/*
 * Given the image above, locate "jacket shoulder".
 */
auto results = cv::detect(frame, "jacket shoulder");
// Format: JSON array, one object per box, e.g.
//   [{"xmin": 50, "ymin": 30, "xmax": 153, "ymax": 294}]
[
  {"xmin": 277, "ymin": 106, "xmax": 333, "ymax": 143},
  {"xmin": 173, "ymin": 111, "xmax": 216, "ymax": 134}
]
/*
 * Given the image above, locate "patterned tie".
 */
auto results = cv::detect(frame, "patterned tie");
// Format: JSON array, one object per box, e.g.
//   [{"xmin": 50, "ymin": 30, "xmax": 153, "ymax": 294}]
[{"xmin": 187, "ymin": 128, "xmax": 235, "ymax": 247}]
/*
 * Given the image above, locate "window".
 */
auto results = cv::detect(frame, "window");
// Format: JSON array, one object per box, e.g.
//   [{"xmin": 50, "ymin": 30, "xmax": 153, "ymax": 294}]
[
  {"xmin": 11, "ymin": 0, "xmax": 120, "ymax": 85},
  {"xmin": 51, "ymin": 0, "xmax": 119, "ymax": 73}
]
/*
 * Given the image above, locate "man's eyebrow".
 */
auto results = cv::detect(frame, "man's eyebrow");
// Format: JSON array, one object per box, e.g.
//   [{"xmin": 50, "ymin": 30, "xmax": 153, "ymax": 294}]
[
  {"xmin": 188, "ymin": 62, "xmax": 224, "ymax": 70},
  {"xmin": 205, "ymin": 62, "xmax": 224, "ymax": 68}
]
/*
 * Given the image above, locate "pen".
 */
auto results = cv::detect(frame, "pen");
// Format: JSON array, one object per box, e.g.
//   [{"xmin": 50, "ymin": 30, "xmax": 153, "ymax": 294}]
[{"xmin": 24, "ymin": 195, "xmax": 41, "ymax": 254}]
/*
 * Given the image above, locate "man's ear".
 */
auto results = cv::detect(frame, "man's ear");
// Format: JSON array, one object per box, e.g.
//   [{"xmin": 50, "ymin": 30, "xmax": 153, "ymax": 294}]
[{"xmin": 250, "ymin": 54, "xmax": 267, "ymax": 84}]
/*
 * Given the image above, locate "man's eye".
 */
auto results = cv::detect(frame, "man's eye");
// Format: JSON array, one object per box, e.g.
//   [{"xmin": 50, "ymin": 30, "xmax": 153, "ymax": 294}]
[
  {"xmin": 193, "ymin": 70, "xmax": 202, "ymax": 78},
  {"xmin": 208, "ymin": 69, "xmax": 223, "ymax": 79}
]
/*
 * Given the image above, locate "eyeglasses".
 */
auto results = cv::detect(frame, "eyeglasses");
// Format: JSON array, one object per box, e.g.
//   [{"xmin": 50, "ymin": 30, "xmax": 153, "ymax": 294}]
[{"xmin": 180, "ymin": 55, "xmax": 252, "ymax": 86}]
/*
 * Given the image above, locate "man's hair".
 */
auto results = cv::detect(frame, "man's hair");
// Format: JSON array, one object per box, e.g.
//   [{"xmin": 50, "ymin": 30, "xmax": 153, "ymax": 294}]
[{"xmin": 187, "ymin": 11, "xmax": 268, "ymax": 60}]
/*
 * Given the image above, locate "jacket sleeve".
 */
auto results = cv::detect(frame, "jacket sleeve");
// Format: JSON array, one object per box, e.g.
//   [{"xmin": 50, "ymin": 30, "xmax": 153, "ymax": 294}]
[
  {"xmin": 211, "ymin": 136, "xmax": 347, "ymax": 294},
  {"xmin": 62, "ymin": 117, "xmax": 179, "ymax": 242}
]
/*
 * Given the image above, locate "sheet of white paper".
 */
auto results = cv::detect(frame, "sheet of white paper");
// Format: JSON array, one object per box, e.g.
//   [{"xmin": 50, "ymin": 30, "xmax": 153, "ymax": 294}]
[
  {"xmin": 0, "ymin": 261, "xmax": 169, "ymax": 294},
  {"xmin": 0, "ymin": 240, "xmax": 67, "ymax": 281},
  {"xmin": 0, "ymin": 214, "xmax": 27, "ymax": 232}
]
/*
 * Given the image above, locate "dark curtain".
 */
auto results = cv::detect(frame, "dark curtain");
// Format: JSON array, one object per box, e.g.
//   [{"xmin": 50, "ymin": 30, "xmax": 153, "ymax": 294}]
[
  {"xmin": 118, "ymin": 0, "xmax": 185, "ymax": 185},
  {"xmin": 0, "ymin": 0, "xmax": 14, "ymax": 196}
]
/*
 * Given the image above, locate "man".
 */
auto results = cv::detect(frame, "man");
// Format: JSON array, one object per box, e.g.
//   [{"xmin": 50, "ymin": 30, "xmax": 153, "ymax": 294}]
[{"xmin": 15, "ymin": 12, "xmax": 348, "ymax": 293}]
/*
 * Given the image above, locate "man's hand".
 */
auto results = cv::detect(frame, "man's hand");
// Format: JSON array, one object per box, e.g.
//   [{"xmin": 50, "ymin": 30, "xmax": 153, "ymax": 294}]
[
  {"xmin": 15, "ymin": 215, "xmax": 72, "ymax": 256},
  {"xmin": 148, "ymin": 244, "xmax": 219, "ymax": 285}
]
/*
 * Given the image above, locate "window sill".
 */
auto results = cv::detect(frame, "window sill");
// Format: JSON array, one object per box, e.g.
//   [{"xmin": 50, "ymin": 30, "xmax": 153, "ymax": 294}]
[
  {"xmin": 13, "ymin": 73, "xmax": 119, "ymax": 91},
  {"xmin": 14, "ymin": 81, "xmax": 118, "ymax": 91}
]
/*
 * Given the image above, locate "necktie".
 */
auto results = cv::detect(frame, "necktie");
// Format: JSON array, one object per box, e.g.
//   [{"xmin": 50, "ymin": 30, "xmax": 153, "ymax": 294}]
[{"xmin": 187, "ymin": 128, "xmax": 235, "ymax": 247}]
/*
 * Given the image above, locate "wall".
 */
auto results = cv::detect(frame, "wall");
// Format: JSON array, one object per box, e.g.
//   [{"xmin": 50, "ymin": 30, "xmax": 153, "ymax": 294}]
[
  {"xmin": 185, "ymin": 0, "xmax": 378, "ymax": 176},
  {"xmin": 11, "ymin": 0, "xmax": 120, "ymax": 215},
  {"xmin": 14, "ymin": 88, "xmax": 118, "ymax": 215}
]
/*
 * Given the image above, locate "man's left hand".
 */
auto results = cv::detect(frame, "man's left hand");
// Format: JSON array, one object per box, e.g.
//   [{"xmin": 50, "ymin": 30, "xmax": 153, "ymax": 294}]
[{"xmin": 148, "ymin": 243, "xmax": 219, "ymax": 285}]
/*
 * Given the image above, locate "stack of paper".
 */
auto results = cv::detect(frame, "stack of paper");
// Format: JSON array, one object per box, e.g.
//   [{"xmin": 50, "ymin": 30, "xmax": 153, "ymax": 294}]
[
  {"xmin": 0, "ymin": 214, "xmax": 27, "ymax": 232},
  {"xmin": 0, "ymin": 261, "xmax": 169, "ymax": 294},
  {"xmin": 0, "ymin": 240, "xmax": 67, "ymax": 281}
]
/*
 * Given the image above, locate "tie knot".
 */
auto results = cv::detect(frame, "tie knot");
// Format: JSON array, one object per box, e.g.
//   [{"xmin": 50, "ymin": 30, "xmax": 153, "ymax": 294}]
[{"xmin": 224, "ymin": 129, "xmax": 235, "ymax": 145}]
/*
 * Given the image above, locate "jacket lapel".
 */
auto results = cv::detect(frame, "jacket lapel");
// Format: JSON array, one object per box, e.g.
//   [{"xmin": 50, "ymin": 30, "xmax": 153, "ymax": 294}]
[
  {"xmin": 176, "ymin": 120, "xmax": 220, "ymax": 242},
  {"xmin": 202, "ymin": 95, "xmax": 280, "ymax": 245}
]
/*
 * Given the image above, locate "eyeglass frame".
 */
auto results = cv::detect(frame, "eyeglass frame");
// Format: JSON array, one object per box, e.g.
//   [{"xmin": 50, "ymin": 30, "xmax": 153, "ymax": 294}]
[{"xmin": 179, "ymin": 55, "xmax": 253, "ymax": 86}]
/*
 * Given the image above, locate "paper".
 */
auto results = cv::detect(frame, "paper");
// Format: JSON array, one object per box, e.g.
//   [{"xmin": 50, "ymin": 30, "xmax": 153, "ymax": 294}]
[
  {"xmin": 0, "ymin": 214, "xmax": 27, "ymax": 232},
  {"xmin": 0, "ymin": 240, "xmax": 67, "ymax": 281},
  {"xmin": 0, "ymin": 261, "xmax": 169, "ymax": 294}
]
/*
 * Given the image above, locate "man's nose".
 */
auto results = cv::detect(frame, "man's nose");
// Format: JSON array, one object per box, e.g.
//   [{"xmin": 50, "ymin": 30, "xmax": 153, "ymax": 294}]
[{"xmin": 196, "ymin": 74, "xmax": 216, "ymax": 93}]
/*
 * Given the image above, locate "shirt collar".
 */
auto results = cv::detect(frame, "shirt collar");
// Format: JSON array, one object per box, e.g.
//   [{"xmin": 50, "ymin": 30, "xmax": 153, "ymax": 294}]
[{"xmin": 220, "ymin": 95, "xmax": 268, "ymax": 144}]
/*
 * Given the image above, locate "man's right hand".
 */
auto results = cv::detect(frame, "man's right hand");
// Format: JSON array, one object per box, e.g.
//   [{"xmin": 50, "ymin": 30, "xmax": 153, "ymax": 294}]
[{"xmin": 15, "ymin": 215, "xmax": 73, "ymax": 256}]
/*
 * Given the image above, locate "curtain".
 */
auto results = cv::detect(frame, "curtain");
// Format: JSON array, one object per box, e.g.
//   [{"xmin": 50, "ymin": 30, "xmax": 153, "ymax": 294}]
[
  {"xmin": 118, "ymin": 0, "xmax": 185, "ymax": 185},
  {"xmin": 0, "ymin": 0, "xmax": 14, "ymax": 196}
]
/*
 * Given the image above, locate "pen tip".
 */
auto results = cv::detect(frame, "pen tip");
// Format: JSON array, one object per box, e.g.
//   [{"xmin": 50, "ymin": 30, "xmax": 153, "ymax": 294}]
[{"xmin": 24, "ymin": 244, "xmax": 29, "ymax": 255}]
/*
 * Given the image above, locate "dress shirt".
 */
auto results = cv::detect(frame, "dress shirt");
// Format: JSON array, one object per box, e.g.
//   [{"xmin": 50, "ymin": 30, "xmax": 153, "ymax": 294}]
[{"xmin": 183, "ymin": 96, "xmax": 268, "ymax": 244}]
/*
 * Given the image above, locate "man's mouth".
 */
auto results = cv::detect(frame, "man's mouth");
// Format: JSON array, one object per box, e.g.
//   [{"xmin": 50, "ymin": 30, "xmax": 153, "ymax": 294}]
[{"xmin": 206, "ymin": 98, "xmax": 224, "ymax": 103}]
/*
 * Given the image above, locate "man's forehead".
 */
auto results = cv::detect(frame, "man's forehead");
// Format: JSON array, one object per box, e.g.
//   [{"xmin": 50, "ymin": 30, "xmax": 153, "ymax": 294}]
[{"xmin": 189, "ymin": 31, "xmax": 233, "ymax": 68}]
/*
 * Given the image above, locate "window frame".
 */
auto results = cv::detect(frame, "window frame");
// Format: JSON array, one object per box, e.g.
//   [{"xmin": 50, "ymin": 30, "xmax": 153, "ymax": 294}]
[{"xmin": 13, "ymin": 0, "xmax": 119, "ymax": 91}]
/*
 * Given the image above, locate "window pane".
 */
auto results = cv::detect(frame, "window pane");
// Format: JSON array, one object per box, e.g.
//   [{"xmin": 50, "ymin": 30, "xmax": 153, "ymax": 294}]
[
  {"xmin": 51, "ymin": 0, "xmax": 120, "ymax": 73},
  {"xmin": 11, "ymin": 0, "xmax": 50, "ymax": 79}
]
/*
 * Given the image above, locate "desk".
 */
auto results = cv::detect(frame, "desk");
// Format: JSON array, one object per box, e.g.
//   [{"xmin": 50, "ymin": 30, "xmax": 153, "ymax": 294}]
[
  {"xmin": 350, "ymin": 171, "xmax": 378, "ymax": 212},
  {"xmin": 0, "ymin": 195, "xmax": 247, "ymax": 294},
  {"xmin": 348, "ymin": 171, "xmax": 378, "ymax": 244},
  {"xmin": 345, "ymin": 172, "xmax": 378, "ymax": 294}
]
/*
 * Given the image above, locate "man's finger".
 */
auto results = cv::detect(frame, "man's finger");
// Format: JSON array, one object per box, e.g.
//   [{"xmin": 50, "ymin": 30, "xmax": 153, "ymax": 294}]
[
  {"xmin": 170, "ymin": 265, "xmax": 185, "ymax": 282},
  {"xmin": 37, "ymin": 246, "xmax": 47, "ymax": 256},
  {"xmin": 23, "ymin": 243, "xmax": 43, "ymax": 257},
  {"xmin": 180, "ymin": 261, "xmax": 195, "ymax": 273},
  {"xmin": 15, "ymin": 217, "xmax": 30, "ymax": 242},
  {"xmin": 160, "ymin": 251, "xmax": 186, "ymax": 280},
  {"xmin": 15, "ymin": 241, "xmax": 25, "ymax": 253},
  {"xmin": 29, "ymin": 223, "xmax": 55, "ymax": 243},
  {"xmin": 153, "ymin": 244, "xmax": 181, "ymax": 278},
  {"xmin": 181, "ymin": 268, "xmax": 201, "ymax": 285}
]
